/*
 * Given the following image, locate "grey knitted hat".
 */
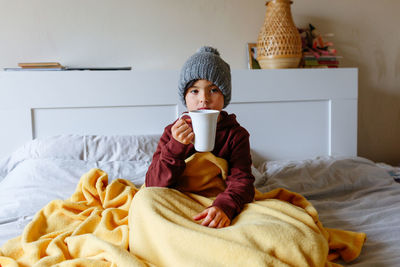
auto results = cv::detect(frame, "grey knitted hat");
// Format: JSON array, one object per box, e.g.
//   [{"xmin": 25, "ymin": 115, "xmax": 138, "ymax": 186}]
[{"xmin": 178, "ymin": 46, "xmax": 231, "ymax": 108}]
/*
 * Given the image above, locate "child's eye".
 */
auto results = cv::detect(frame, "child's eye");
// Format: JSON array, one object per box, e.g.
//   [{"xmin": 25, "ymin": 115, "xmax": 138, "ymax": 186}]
[
  {"xmin": 210, "ymin": 88, "xmax": 220, "ymax": 93},
  {"xmin": 190, "ymin": 89, "xmax": 199, "ymax": 94}
]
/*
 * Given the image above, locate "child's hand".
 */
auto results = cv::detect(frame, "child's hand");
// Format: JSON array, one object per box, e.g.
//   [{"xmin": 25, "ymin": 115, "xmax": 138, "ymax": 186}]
[
  {"xmin": 171, "ymin": 118, "xmax": 194, "ymax": 145},
  {"xmin": 193, "ymin": 206, "xmax": 230, "ymax": 228}
]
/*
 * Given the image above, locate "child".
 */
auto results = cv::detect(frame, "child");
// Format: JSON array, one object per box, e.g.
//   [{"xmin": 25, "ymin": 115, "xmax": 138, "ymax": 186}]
[{"xmin": 145, "ymin": 46, "xmax": 255, "ymax": 229}]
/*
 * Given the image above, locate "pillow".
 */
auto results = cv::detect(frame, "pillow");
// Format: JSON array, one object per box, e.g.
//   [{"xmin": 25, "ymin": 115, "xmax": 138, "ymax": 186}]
[
  {"xmin": 254, "ymin": 156, "xmax": 394, "ymax": 195},
  {"xmin": 85, "ymin": 135, "xmax": 160, "ymax": 162},
  {"xmin": 0, "ymin": 135, "xmax": 84, "ymax": 179},
  {"xmin": 0, "ymin": 134, "xmax": 161, "ymax": 179}
]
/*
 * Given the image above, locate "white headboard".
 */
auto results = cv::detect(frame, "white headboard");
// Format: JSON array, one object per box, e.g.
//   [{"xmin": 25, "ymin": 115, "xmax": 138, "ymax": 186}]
[{"xmin": 0, "ymin": 68, "xmax": 357, "ymax": 165}]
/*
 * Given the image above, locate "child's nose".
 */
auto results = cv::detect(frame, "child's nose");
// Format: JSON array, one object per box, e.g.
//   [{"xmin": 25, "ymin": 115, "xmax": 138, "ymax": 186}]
[{"xmin": 199, "ymin": 91, "xmax": 209, "ymax": 102}]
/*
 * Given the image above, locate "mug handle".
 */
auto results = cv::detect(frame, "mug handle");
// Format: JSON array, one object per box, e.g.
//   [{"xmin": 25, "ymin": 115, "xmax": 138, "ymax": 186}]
[{"xmin": 178, "ymin": 111, "xmax": 190, "ymax": 121}]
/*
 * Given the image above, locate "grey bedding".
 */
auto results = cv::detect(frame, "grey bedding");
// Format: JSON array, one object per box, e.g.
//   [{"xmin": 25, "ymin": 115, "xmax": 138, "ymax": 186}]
[{"xmin": 254, "ymin": 157, "xmax": 400, "ymax": 266}]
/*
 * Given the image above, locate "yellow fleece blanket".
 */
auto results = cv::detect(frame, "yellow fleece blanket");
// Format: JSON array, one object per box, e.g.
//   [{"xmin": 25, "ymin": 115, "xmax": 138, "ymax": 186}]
[{"xmin": 0, "ymin": 153, "xmax": 365, "ymax": 267}]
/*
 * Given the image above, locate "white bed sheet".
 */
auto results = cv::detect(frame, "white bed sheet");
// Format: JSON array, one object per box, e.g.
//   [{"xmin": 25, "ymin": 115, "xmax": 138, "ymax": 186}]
[{"xmin": 1, "ymin": 135, "xmax": 399, "ymax": 266}]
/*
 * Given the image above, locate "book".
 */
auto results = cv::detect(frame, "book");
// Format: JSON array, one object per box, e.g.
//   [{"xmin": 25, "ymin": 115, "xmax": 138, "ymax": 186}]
[
  {"xmin": 303, "ymin": 65, "xmax": 329, "ymax": 69},
  {"xmin": 18, "ymin": 62, "xmax": 64, "ymax": 69},
  {"xmin": 317, "ymin": 60, "xmax": 339, "ymax": 65}
]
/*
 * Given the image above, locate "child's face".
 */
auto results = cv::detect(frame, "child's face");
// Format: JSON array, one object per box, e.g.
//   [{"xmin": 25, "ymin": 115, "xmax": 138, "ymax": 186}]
[{"xmin": 184, "ymin": 79, "xmax": 224, "ymax": 111}]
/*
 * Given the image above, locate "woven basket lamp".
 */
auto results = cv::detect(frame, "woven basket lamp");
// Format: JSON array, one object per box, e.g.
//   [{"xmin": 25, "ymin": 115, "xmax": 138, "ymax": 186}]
[{"xmin": 257, "ymin": 0, "xmax": 302, "ymax": 69}]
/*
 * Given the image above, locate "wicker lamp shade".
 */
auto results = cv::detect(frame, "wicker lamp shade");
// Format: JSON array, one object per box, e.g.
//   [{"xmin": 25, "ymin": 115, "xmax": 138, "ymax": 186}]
[{"xmin": 256, "ymin": 0, "xmax": 302, "ymax": 69}]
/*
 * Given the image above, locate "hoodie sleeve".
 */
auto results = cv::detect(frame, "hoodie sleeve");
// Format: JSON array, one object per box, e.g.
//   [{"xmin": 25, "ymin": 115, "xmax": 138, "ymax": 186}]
[
  {"xmin": 145, "ymin": 125, "xmax": 191, "ymax": 188},
  {"xmin": 211, "ymin": 128, "xmax": 255, "ymax": 220}
]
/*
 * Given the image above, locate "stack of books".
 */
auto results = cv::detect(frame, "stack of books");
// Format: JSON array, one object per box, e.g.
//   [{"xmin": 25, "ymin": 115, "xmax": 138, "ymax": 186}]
[
  {"xmin": 4, "ymin": 62, "xmax": 65, "ymax": 71},
  {"xmin": 303, "ymin": 52, "xmax": 341, "ymax": 68}
]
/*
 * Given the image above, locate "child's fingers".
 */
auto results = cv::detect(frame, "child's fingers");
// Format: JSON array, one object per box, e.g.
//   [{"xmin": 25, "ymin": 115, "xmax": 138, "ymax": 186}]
[
  {"xmin": 184, "ymin": 132, "xmax": 194, "ymax": 142},
  {"xmin": 201, "ymin": 210, "xmax": 217, "ymax": 227},
  {"xmin": 194, "ymin": 208, "xmax": 213, "ymax": 225},
  {"xmin": 194, "ymin": 207, "xmax": 230, "ymax": 228},
  {"xmin": 172, "ymin": 119, "xmax": 194, "ymax": 144},
  {"xmin": 175, "ymin": 117, "xmax": 190, "ymax": 127},
  {"xmin": 208, "ymin": 211, "xmax": 225, "ymax": 228},
  {"xmin": 173, "ymin": 118, "xmax": 187, "ymax": 129},
  {"xmin": 208, "ymin": 217, "xmax": 220, "ymax": 228},
  {"xmin": 210, "ymin": 208, "xmax": 230, "ymax": 228},
  {"xmin": 180, "ymin": 126, "xmax": 192, "ymax": 137},
  {"xmin": 171, "ymin": 121, "xmax": 182, "ymax": 134},
  {"xmin": 193, "ymin": 210, "xmax": 208, "ymax": 221},
  {"xmin": 216, "ymin": 219, "xmax": 226, "ymax": 229},
  {"xmin": 178, "ymin": 129, "xmax": 194, "ymax": 144},
  {"xmin": 217, "ymin": 217, "xmax": 230, "ymax": 228},
  {"xmin": 175, "ymin": 117, "xmax": 191, "ymax": 126},
  {"xmin": 177, "ymin": 120, "xmax": 191, "ymax": 133},
  {"xmin": 201, "ymin": 214, "xmax": 214, "ymax": 227}
]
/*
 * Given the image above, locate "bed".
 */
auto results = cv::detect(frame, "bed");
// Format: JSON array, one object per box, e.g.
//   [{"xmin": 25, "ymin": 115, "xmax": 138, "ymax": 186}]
[{"xmin": 0, "ymin": 69, "xmax": 399, "ymax": 266}]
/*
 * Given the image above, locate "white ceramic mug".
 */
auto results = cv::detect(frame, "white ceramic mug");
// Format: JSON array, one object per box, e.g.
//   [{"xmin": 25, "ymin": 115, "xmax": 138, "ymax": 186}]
[{"xmin": 179, "ymin": 110, "xmax": 220, "ymax": 152}]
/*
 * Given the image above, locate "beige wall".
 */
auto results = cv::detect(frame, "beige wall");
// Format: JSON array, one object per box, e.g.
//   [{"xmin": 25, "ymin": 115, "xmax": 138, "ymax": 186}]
[
  {"xmin": 292, "ymin": 0, "xmax": 400, "ymax": 165},
  {"xmin": 0, "ymin": 0, "xmax": 399, "ymax": 164}
]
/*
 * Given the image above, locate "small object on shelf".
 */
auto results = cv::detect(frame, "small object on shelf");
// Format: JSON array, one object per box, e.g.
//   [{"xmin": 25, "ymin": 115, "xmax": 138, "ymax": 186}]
[
  {"xmin": 247, "ymin": 43, "xmax": 261, "ymax": 69},
  {"xmin": 256, "ymin": 0, "xmax": 302, "ymax": 69},
  {"xmin": 299, "ymin": 24, "xmax": 341, "ymax": 68}
]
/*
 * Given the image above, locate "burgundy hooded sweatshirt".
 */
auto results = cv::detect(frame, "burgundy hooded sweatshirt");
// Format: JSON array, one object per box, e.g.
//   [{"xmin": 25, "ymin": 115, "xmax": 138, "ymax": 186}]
[{"xmin": 145, "ymin": 111, "xmax": 255, "ymax": 220}]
